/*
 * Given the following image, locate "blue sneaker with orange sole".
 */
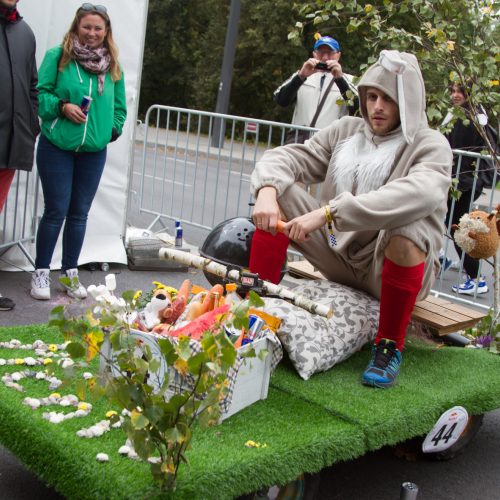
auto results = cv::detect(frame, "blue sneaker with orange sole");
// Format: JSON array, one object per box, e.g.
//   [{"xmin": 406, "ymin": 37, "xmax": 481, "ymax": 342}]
[{"xmin": 362, "ymin": 338, "xmax": 402, "ymax": 388}]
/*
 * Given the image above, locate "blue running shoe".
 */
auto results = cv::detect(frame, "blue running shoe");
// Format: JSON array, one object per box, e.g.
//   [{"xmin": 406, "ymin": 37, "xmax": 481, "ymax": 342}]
[
  {"xmin": 362, "ymin": 339, "xmax": 402, "ymax": 388},
  {"xmin": 451, "ymin": 276, "xmax": 488, "ymax": 295}
]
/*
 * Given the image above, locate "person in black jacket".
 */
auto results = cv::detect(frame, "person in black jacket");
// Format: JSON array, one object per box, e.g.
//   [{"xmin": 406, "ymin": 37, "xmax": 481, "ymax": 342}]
[
  {"xmin": 444, "ymin": 83, "xmax": 489, "ymax": 295},
  {"xmin": 0, "ymin": 0, "xmax": 39, "ymax": 311}
]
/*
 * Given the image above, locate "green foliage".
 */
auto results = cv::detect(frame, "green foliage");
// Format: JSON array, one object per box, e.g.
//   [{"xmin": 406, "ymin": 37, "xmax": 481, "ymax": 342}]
[
  {"xmin": 139, "ymin": 0, "xmax": 314, "ymax": 123},
  {"xmin": 290, "ymin": 0, "xmax": 499, "ymax": 166},
  {"xmin": 465, "ymin": 309, "xmax": 500, "ymax": 353},
  {"xmin": 48, "ymin": 288, "xmax": 260, "ymax": 492}
]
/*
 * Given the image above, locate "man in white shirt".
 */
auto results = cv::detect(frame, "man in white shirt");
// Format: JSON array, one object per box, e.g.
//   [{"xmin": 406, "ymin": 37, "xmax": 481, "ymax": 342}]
[{"xmin": 274, "ymin": 35, "xmax": 356, "ymax": 130}]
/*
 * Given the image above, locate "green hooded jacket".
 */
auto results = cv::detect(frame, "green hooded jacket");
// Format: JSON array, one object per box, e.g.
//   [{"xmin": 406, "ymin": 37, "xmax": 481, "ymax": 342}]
[{"xmin": 37, "ymin": 46, "xmax": 127, "ymax": 152}]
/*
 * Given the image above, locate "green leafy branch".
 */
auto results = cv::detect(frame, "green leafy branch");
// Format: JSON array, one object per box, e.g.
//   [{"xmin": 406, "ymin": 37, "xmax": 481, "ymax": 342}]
[{"xmin": 48, "ymin": 288, "xmax": 264, "ymax": 491}]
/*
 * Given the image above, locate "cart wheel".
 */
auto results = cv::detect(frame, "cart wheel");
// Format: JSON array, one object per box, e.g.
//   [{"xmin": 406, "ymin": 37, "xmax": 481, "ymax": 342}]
[
  {"xmin": 235, "ymin": 472, "xmax": 321, "ymax": 500},
  {"xmin": 395, "ymin": 414, "xmax": 484, "ymax": 462}
]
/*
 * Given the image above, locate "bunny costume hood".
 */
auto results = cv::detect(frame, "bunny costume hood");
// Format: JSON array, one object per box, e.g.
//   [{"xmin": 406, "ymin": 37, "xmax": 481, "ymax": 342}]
[
  {"xmin": 252, "ymin": 51, "xmax": 452, "ymax": 300},
  {"xmin": 358, "ymin": 50, "xmax": 427, "ymax": 144}
]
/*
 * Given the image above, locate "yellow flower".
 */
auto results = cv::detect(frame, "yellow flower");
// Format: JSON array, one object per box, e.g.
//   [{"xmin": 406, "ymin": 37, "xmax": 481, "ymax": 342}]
[
  {"xmin": 106, "ymin": 410, "xmax": 118, "ymax": 419},
  {"xmin": 43, "ymin": 358, "xmax": 53, "ymax": 365},
  {"xmin": 15, "ymin": 358, "xmax": 24, "ymax": 365},
  {"xmin": 152, "ymin": 281, "xmax": 178, "ymax": 296},
  {"xmin": 50, "ymin": 393, "xmax": 61, "ymax": 399},
  {"xmin": 244, "ymin": 440, "xmax": 268, "ymax": 448},
  {"xmin": 48, "ymin": 344, "xmax": 58, "ymax": 352},
  {"xmin": 133, "ymin": 290, "xmax": 143, "ymax": 301},
  {"xmin": 364, "ymin": 4, "xmax": 373, "ymax": 13},
  {"xmin": 489, "ymin": 80, "xmax": 499, "ymax": 87},
  {"xmin": 446, "ymin": 40, "xmax": 455, "ymax": 51},
  {"xmin": 174, "ymin": 359, "xmax": 189, "ymax": 377},
  {"xmin": 78, "ymin": 402, "xmax": 90, "ymax": 411}
]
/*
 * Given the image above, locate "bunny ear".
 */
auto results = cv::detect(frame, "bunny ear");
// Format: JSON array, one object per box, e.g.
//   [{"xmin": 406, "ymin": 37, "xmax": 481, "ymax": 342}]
[
  {"xmin": 378, "ymin": 50, "xmax": 409, "ymax": 143},
  {"xmin": 378, "ymin": 50, "xmax": 408, "ymax": 75}
]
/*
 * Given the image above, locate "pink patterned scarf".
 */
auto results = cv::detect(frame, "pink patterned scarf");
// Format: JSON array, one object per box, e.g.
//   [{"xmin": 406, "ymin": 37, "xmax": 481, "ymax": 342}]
[{"xmin": 71, "ymin": 36, "xmax": 111, "ymax": 95}]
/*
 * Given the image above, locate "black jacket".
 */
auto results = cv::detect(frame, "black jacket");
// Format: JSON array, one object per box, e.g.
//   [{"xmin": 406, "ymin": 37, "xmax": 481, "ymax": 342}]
[
  {"xmin": 445, "ymin": 109, "xmax": 488, "ymax": 193},
  {"xmin": 0, "ymin": 14, "xmax": 39, "ymax": 171}
]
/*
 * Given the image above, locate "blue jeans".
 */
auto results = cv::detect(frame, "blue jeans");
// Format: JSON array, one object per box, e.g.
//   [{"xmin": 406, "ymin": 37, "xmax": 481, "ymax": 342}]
[{"xmin": 35, "ymin": 135, "xmax": 107, "ymax": 271}]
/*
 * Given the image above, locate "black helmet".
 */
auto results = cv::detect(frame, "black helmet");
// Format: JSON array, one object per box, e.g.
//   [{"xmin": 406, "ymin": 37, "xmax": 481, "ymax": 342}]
[{"xmin": 199, "ymin": 217, "xmax": 286, "ymax": 287}]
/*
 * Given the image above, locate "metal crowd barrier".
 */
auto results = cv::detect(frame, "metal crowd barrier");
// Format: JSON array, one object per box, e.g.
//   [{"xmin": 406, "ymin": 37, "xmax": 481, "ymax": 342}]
[
  {"xmin": 128, "ymin": 105, "xmax": 317, "ymax": 241},
  {"xmin": 0, "ymin": 169, "xmax": 38, "ymax": 268}
]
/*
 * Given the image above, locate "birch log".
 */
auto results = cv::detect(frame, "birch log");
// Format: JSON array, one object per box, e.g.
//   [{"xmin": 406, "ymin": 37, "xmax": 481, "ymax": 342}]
[{"xmin": 158, "ymin": 248, "xmax": 333, "ymax": 319}]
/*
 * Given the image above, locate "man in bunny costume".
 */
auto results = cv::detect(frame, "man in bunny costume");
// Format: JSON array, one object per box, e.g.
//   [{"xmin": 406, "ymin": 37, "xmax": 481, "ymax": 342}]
[{"xmin": 250, "ymin": 50, "xmax": 452, "ymax": 388}]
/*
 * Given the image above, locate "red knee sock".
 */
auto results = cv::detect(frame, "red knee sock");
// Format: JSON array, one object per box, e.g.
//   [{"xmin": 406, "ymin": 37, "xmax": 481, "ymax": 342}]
[
  {"xmin": 375, "ymin": 258, "xmax": 425, "ymax": 352},
  {"xmin": 249, "ymin": 229, "xmax": 289, "ymax": 284}
]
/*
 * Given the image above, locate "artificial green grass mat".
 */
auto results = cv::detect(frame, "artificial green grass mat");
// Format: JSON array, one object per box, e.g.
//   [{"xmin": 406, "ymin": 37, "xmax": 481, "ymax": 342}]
[
  {"xmin": 2, "ymin": 325, "xmax": 500, "ymax": 499},
  {"xmin": 0, "ymin": 324, "xmax": 364, "ymax": 499},
  {"xmin": 271, "ymin": 337, "xmax": 500, "ymax": 451}
]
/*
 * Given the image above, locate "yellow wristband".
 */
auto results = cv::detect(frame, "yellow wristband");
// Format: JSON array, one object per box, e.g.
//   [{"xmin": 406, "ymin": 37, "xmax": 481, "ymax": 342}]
[
  {"xmin": 323, "ymin": 205, "xmax": 337, "ymax": 247},
  {"xmin": 323, "ymin": 205, "xmax": 333, "ymax": 224}
]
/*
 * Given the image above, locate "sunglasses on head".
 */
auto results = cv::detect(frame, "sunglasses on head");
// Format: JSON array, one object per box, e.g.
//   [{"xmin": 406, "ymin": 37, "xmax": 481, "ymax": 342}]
[{"xmin": 80, "ymin": 3, "xmax": 108, "ymax": 14}]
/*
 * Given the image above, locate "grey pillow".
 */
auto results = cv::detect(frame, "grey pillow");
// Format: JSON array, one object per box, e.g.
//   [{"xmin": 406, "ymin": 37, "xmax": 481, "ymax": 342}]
[{"xmin": 263, "ymin": 280, "xmax": 380, "ymax": 380}]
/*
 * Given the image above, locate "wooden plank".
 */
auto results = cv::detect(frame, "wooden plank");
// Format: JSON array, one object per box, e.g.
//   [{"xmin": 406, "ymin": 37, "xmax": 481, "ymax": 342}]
[
  {"xmin": 422, "ymin": 295, "xmax": 452, "ymax": 306},
  {"xmin": 434, "ymin": 302, "xmax": 485, "ymax": 320},
  {"xmin": 411, "ymin": 307, "xmax": 457, "ymax": 328},
  {"xmin": 287, "ymin": 261, "xmax": 325, "ymax": 280},
  {"xmin": 420, "ymin": 296, "xmax": 486, "ymax": 320},
  {"xmin": 412, "ymin": 298, "xmax": 487, "ymax": 335},
  {"xmin": 414, "ymin": 302, "xmax": 472, "ymax": 323}
]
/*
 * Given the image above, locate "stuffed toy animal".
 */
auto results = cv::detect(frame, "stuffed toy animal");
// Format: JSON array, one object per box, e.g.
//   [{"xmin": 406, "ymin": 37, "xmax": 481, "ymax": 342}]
[
  {"xmin": 137, "ymin": 289, "xmax": 172, "ymax": 331},
  {"xmin": 453, "ymin": 204, "xmax": 500, "ymax": 260}
]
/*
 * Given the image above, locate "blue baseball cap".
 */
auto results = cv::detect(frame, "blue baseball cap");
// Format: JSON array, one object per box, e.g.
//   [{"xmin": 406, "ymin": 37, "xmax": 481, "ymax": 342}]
[{"xmin": 313, "ymin": 36, "xmax": 340, "ymax": 52}]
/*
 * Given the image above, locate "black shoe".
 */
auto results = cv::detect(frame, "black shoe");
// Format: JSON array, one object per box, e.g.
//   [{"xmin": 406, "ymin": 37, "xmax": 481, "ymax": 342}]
[{"xmin": 0, "ymin": 296, "xmax": 15, "ymax": 311}]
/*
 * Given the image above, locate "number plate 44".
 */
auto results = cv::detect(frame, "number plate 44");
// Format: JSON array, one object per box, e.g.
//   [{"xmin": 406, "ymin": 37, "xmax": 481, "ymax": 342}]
[{"xmin": 422, "ymin": 406, "xmax": 469, "ymax": 454}]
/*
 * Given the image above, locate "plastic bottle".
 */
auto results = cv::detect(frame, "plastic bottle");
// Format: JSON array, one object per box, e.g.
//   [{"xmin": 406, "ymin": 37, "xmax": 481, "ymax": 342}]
[{"xmin": 224, "ymin": 283, "xmax": 242, "ymax": 307}]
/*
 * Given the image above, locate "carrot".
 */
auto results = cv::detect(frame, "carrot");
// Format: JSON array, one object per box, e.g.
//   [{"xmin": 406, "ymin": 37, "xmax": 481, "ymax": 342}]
[
  {"xmin": 176, "ymin": 279, "xmax": 192, "ymax": 302},
  {"xmin": 185, "ymin": 301, "xmax": 204, "ymax": 321},
  {"xmin": 162, "ymin": 279, "xmax": 192, "ymax": 324},
  {"xmin": 210, "ymin": 284, "xmax": 224, "ymax": 296},
  {"xmin": 191, "ymin": 284, "xmax": 207, "ymax": 295},
  {"xmin": 276, "ymin": 220, "xmax": 286, "ymax": 233},
  {"xmin": 200, "ymin": 284, "xmax": 224, "ymax": 314}
]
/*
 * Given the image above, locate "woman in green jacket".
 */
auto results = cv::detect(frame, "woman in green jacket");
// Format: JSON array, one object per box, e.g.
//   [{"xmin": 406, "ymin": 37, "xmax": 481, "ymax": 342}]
[{"xmin": 31, "ymin": 3, "xmax": 127, "ymax": 300}]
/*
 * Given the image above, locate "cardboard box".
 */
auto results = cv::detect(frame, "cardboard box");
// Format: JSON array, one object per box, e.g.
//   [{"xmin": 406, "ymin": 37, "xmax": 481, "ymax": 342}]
[{"xmin": 99, "ymin": 329, "xmax": 271, "ymax": 421}]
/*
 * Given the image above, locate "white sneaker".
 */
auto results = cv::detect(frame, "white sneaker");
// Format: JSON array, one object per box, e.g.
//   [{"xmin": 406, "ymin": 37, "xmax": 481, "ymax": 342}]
[
  {"xmin": 60, "ymin": 268, "xmax": 87, "ymax": 299},
  {"xmin": 31, "ymin": 269, "xmax": 51, "ymax": 300},
  {"xmin": 451, "ymin": 276, "xmax": 488, "ymax": 295}
]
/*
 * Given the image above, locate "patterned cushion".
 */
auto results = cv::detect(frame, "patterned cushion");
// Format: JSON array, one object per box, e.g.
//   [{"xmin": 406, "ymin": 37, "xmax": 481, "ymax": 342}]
[{"xmin": 263, "ymin": 280, "xmax": 380, "ymax": 380}]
